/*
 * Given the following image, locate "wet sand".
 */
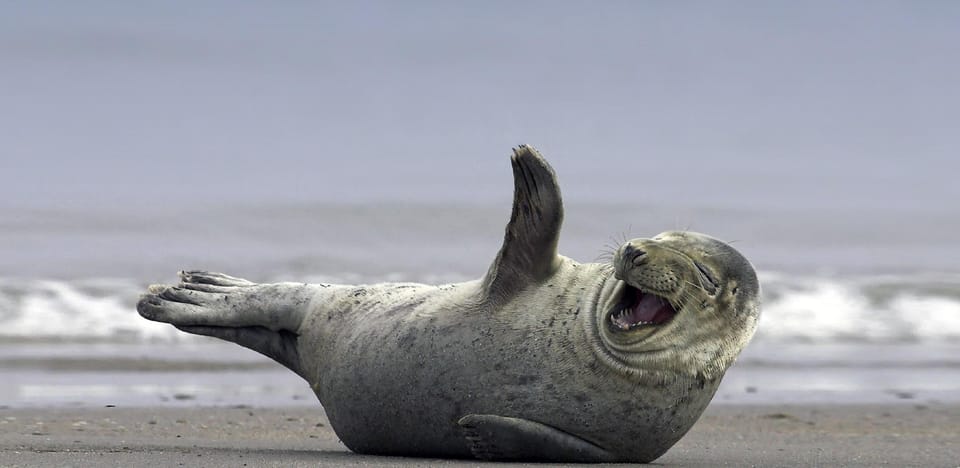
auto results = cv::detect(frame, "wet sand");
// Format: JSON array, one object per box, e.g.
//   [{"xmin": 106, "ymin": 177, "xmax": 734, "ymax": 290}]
[{"xmin": 1, "ymin": 404, "xmax": 957, "ymax": 467}]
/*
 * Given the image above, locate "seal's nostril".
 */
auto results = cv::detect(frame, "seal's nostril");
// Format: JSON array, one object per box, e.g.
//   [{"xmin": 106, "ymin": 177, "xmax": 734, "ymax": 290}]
[{"xmin": 622, "ymin": 244, "xmax": 647, "ymax": 266}]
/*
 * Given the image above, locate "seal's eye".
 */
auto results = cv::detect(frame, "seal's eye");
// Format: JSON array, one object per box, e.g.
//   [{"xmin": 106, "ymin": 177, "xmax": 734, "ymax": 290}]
[{"xmin": 693, "ymin": 261, "xmax": 719, "ymax": 295}]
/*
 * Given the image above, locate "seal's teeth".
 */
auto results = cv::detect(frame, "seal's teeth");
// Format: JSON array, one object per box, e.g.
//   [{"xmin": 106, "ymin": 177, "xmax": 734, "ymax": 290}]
[{"xmin": 610, "ymin": 312, "xmax": 626, "ymax": 330}]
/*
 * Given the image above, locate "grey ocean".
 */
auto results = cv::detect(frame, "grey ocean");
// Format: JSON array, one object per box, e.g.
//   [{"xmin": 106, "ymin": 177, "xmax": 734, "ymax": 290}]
[{"xmin": 2, "ymin": 197, "xmax": 959, "ymax": 407}]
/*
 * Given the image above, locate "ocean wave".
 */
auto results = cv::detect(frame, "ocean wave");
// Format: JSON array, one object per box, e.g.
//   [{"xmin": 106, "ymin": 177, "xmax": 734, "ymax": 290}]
[
  {"xmin": 1, "ymin": 272, "xmax": 959, "ymax": 344},
  {"xmin": 0, "ymin": 278, "xmax": 182, "ymax": 342},
  {"xmin": 756, "ymin": 272, "xmax": 960, "ymax": 343}
]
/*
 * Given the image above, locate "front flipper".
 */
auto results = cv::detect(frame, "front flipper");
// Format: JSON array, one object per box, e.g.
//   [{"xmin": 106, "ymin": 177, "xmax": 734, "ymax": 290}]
[
  {"xmin": 457, "ymin": 414, "xmax": 617, "ymax": 462},
  {"xmin": 481, "ymin": 145, "xmax": 564, "ymax": 302}
]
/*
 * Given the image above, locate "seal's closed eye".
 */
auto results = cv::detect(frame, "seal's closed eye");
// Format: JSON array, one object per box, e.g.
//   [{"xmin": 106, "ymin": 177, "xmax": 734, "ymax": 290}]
[{"xmin": 693, "ymin": 261, "xmax": 719, "ymax": 294}]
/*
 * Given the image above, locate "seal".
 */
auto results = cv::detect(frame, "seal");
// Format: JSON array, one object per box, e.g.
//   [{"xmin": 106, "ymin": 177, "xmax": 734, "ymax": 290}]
[{"xmin": 137, "ymin": 145, "xmax": 761, "ymax": 463}]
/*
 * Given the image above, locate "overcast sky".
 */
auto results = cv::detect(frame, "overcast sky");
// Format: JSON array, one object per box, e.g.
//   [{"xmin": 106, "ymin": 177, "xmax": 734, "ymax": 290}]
[{"xmin": 2, "ymin": 1, "xmax": 958, "ymax": 211}]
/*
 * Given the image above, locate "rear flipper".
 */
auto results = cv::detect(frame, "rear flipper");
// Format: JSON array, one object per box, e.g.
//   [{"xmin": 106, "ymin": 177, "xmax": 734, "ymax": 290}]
[
  {"xmin": 175, "ymin": 325, "xmax": 304, "ymax": 378},
  {"xmin": 457, "ymin": 414, "xmax": 618, "ymax": 462},
  {"xmin": 137, "ymin": 270, "xmax": 315, "ymax": 377},
  {"xmin": 138, "ymin": 270, "xmax": 310, "ymax": 332}
]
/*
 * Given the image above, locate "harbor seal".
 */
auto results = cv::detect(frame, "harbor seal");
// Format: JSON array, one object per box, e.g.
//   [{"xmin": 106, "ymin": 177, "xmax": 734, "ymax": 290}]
[{"xmin": 137, "ymin": 145, "xmax": 761, "ymax": 463}]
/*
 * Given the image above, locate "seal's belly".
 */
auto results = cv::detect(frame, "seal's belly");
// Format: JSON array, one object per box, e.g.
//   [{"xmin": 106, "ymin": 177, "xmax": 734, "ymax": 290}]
[
  {"xmin": 312, "ymin": 311, "xmax": 710, "ymax": 460},
  {"xmin": 319, "ymin": 350, "xmax": 715, "ymax": 460}
]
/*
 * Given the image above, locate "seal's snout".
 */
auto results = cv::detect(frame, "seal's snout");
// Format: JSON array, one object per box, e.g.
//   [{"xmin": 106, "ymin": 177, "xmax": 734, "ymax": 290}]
[{"xmin": 615, "ymin": 242, "xmax": 648, "ymax": 280}]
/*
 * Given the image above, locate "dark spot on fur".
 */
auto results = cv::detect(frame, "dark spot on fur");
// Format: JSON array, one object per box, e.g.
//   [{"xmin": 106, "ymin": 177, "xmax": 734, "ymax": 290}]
[
  {"xmin": 763, "ymin": 413, "xmax": 797, "ymax": 421},
  {"xmin": 398, "ymin": 330, "xmax": 417, "ymax": 348},
  {"xmin": 518, "ymin": 375, "xmax": 539, "ymax": 385}
]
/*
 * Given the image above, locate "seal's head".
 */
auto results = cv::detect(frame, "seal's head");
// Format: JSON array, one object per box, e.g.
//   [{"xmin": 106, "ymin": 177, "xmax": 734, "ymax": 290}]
[{"xmin": 595, "ymin": 231, "xmax": 760, "ymax": 380}]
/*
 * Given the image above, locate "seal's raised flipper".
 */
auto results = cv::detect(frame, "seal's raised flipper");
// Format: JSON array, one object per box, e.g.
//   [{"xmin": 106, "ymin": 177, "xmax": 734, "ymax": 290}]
[
  {"xmin": 457, "ymin": 414, "xmax": 617, "ymax": 462},
  {"xmin": 481, "ymin": 145, "xmax": 564, "ymax": 301}
]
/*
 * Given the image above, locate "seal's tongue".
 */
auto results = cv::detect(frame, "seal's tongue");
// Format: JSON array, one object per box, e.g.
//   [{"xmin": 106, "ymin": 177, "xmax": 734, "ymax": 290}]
[
  {"xmin": 627, "ymin": 290, "xmax": 675, "ymax": 325},
  {"xmin": 611, "ymin": 287, "xmax": 677, "ymax": 330}
]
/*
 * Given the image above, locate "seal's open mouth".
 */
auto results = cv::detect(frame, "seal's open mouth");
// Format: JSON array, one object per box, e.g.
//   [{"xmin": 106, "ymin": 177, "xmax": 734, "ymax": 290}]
[{"xmin": 609, "ymin": 285, "xmax": 677, "ymax": 331}]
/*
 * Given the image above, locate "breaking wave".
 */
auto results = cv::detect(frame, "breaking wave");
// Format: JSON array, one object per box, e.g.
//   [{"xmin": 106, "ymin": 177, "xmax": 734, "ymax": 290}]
[{"xmin": 1, "ymin": 272, "xmax": 959, "ymax": 344}]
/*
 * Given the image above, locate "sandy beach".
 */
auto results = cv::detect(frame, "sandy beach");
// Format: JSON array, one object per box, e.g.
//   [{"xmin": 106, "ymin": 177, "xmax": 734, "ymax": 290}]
[{"xmin": 1, "ymin": 404, "xmax": 956, "ymax": 467}]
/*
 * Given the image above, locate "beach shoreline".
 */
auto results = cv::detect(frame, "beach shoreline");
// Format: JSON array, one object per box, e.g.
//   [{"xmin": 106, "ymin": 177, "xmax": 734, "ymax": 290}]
[{"xmin": 2, "ymin": 404, "xmax": 957, "ymax": 467}]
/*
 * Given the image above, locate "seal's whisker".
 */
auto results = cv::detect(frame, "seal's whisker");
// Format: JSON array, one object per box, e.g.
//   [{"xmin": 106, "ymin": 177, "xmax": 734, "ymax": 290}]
[
  {"xmin": 593, "ymin": 251, "xmax": 615, "ymax": 264},
  {"xmin": 676, "ymin": 288, "xmax": 707, "ymax": 312},
  {"xmin": 681, "ymin": 257, "xmax": 708, "ymax": 292},
  {"xmin": 674, "ymin": 290, "xmax": 698, "ymax": 310},
  {"xmin": 681, "ymin": 278, "xmax": 711, "ymax": 299},
  {"xmin": 681, "ymin": 279, "xmax": 701, "ymax": 291},
  {"xmin": 596, "ymin": 251, "xmax": 614, "ymax": 260}
]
